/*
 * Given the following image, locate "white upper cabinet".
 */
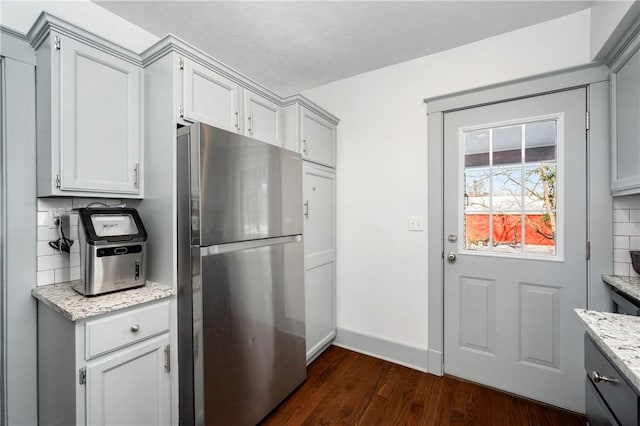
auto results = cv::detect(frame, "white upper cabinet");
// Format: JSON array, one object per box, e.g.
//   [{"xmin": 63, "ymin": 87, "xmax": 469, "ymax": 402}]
[
  {"xmin": 179, "ymin": 57, "xmax": 282, "ymax": 145},
  {"xmin": 611, "ymin": 45, "xmax": 640, "ymax": 195},
  {"xmin": 181, "ymin": 58, "xmax": 240, "ymax": 133},
  {"xmin": 243, "ymin": 89, "xmax": 281, "ymax": 146},
  {"xmin": 301, "ymin": 107, "xmax": 336, "ymax": 168},
  {"xmin": 30, "ymin": 16, "xmax": 143, "ymax": 198}
]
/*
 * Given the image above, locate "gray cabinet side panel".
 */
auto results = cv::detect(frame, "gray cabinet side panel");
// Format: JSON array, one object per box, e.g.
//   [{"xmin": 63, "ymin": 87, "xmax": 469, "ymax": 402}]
[
  {"xmin": 3, "ymin": 57, "xmax": 37, "ymax": 425},
  {"xmin": 35, "ymin": 35, "xmax": 53, "ymax": 196},
  {"xmin": 588, "ymin": 81, "xmax": 613, "ymax": 311},
  {"xmin": 37, "ymin": 304, "xmax": 76, "ymax": 425},
  {"xmin": 129, "ymin": 53, "xmax": 176, "ymax": 288}
]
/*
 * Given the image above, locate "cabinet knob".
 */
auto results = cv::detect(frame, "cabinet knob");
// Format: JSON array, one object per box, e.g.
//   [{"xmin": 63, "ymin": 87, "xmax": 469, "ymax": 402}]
[
  {"xmin": 130, "ymin": 324, "xmax": 140, "ymax": 332},
  {"xmin": 591, "ymin": 370, "xmax": 617, "ymax": 383}
]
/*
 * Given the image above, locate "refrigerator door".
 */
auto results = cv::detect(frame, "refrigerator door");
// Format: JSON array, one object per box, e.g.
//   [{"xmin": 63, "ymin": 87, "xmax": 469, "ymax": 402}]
[
  {"xmin": 187, "ymin": 123, "xmax": 303, "ymax": 246},
  {"xmin": 194, "ymin": 236, "xmax": 306, "ymax": 426}
]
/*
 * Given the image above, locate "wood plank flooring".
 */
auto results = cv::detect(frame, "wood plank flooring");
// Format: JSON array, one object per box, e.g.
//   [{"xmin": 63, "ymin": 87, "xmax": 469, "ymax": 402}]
[{"xmin": 261, "ymin": 346, "xmax": 586, "ymax": 425}]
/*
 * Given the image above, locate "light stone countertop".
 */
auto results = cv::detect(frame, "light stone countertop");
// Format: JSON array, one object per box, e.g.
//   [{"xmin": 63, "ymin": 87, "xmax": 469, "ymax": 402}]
[
  {"xmin": 32, "ymin": 280, "xmax": 175, "ymax": 321},
  {"xmin": 575, "ymin": 309, "xmax": 640, "ymax": 395},
  {"xmin": 602, "ymin": 274, "xmax": 640, "ymax": 302}
]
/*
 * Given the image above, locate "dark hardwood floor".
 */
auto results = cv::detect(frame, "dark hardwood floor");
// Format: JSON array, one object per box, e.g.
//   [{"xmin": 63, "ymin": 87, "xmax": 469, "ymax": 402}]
[{"xmin": 261, "ymin": 345, "xmax": 586, "ymax": 425}]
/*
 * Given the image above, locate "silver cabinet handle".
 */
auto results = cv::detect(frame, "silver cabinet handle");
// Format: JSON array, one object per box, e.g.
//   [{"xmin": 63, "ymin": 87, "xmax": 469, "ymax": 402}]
[
  {"xmin": 248, "ymin": 115, "xmax": 253, "ymax": 134},
  {"xmin": 447, "ymin": 252, "xmax": 457, "ymax": 262},
  {"xmin": 133, "ymin": 163, "xmax": 139, "ymax": 189},
  {"xmin": 591, "ymin": 371, "xmax": 618, "ymax": 383},
  {"xmin": 302, "ymin": 138, "xmax": 308, "ymax": 155},
  {"xmin": 130, "ymin": 324, "xmax": 140, "ymax": 332},
  {"xmin": 234, "ymin": 110, "xmax": 239, "ymax": 129},
  {"xmin": 304, "ymin": 201, "xmax": 309, "ymax": 218}
]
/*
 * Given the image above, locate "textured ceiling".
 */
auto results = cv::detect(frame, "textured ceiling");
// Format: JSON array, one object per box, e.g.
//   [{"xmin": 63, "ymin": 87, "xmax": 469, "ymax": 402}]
[{"xmin": 94, "ymin": 1, "xmax": 591, "ymax": 96}]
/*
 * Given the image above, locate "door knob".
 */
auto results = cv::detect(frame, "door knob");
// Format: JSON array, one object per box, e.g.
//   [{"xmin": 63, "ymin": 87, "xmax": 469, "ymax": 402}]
[{"xmin": 447, "ymin": 252, "xmax": 457, "ymax": 262}]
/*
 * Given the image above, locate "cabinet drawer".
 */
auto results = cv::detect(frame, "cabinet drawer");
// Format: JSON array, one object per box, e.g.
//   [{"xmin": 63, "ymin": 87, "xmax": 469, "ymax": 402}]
[
  {"xmin": 85, "ymin": 301, "xmax": 170, "ymax": 359},
  {"xmin": 585, "ymin": 335, "xmax": 639, "ymax": 425},
  {"xmin": 611, "ymin": 289, "xmax": 640, "ymax": 316},
  {"xmin": 586, "ymin": 378, "xmax": 620, "ymax": 426}
]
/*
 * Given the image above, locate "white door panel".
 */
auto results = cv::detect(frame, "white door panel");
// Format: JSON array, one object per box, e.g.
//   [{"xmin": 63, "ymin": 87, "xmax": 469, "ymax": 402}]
[
  {"xmin": 303, "ymin": 163, "xmax": 336, "ymax": 361},
  {"xmin": 244, "ymin": 90, "xmax": 280, "ymax": 146},
  {"xmin": 86, "ymin": 335, "xmax": 171, "ymax": 425},
  {"xmin": 303, "ymin": 167, "xmax": 335, "ymax": 261},
  {"xmin": 301, "ymin": 108, "xmax": 336, "ymax": 167},
  {"xmin": 60, "ymin": 37, "xmax": 141, "ymax": 194},
  {"xmin": 304, "ymin": 262, "xmax": 335, "ymax": 357},
  {"xmin": 182, "ymin": 59, "xmax": 239, "ymax": 133},
  {"xmin": 443, "ymin": 89, "xmax": 587, "ymax": 412}
]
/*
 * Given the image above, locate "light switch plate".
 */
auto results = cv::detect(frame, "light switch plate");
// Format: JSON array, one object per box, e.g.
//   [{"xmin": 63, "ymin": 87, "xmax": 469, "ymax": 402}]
[{"xmin": 408, "ymin": 216, "xmax": 424, "ymax": 231}]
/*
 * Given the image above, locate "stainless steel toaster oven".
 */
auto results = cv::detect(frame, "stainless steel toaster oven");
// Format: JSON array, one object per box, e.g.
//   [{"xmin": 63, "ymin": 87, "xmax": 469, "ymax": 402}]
[{"xmin": 74, "ymin": 207, "xmax": 147, "ymax": 296}]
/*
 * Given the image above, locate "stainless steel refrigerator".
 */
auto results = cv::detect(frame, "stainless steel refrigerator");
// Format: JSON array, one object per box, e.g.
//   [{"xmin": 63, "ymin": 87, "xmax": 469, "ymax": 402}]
[{"xmin": 177, "ymin": 123, "xmax": 306, "ymax": 425}]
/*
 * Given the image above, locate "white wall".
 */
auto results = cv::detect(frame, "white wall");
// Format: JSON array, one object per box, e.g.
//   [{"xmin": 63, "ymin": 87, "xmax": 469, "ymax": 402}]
[
  {"xmin": 613, "ymin": 195, "xmax": 640, "ymax": 277},
  {"xmin": 0, "ymin": 0, "xmax": 157, "ymax": 52},
  {"xmin": 590, "ymin": 0, "xmax": 640, "ymax": 61},
  {"xmin": 303, "ymin": 10, "xmax": 592, "ymax": 350}
]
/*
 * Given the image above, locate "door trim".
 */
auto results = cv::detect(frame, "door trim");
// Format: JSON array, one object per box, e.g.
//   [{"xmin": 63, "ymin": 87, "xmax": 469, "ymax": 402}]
[{"xmin": 425, "ymin": 65, "xmax": 612, "ymax": 376}]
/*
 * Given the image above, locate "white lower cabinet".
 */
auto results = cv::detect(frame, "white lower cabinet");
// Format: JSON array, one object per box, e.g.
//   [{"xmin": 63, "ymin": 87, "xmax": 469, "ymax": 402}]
[
  {"xmin": 37, "ymin": 300, "xmax": 172, "ymax": 425},
  {"xmin": 303, "ymin": 162, "xmax": 336, "ymax": 362},
  {"xmin": 86, "ymin": 335, "xmax": 171, "ymax": 426}
]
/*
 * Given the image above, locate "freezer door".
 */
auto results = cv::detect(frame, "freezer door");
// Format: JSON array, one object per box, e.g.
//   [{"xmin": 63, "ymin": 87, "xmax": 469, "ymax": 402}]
[
  {"xmin": 192, "ymin": 123, "xmax": 303, "ymax": 246},
  {"xmin": 194, "ymin": 236, "xmax": 306, "ymax": 426}
]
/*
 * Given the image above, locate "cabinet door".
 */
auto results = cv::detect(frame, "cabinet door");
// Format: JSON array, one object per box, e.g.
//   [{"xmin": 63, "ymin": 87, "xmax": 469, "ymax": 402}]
[
  {"xmin": 301, "ymin": 108, "xmax": 336, "ymax": 167},
  {"xmin": 612, "ymin": 47, "xmax": 640, "ymax": 194},
  {"xmin": 244, "ymin": 90, "xmax": 281, "ymax": 146},
  {"xmin": 59, "ymin": 36, "xmax": 142, "ymax": 195},
  {"xmin": 182, "ymin": 59, "xmax": 240, "ymax": 133},
  {"xmin": 86, "ymin": 335, "xmax": 171, "ymax": 426},
  {"xmin": 303, "ymin": 163, "xmax": 336, "ymax": 360}
]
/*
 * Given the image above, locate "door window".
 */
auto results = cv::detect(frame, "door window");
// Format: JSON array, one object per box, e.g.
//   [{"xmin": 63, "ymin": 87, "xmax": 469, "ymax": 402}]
[{"xmin": 462, "ymin": 118, "xmax": 558, "ymax": 257}]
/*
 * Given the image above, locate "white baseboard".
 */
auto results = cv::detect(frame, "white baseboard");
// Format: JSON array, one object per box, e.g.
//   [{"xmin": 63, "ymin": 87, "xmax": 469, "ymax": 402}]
[{"xmin": 333, "ymin": 328, "xmax": 429, "ymax": 372}]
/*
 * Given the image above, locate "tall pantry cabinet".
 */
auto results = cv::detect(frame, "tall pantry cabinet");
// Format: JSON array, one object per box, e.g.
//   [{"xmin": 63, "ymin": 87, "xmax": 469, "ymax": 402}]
[
  {"xmin": 283, "ymin": 102, "xmax": 338, "ymax": 361},
  {"xmin": 303, "ymin": 163, "xmax": 336, "ymax": 361},
  {"xmin": 139, "ymin": 36, "xmax": 339, "ymax": 367}
]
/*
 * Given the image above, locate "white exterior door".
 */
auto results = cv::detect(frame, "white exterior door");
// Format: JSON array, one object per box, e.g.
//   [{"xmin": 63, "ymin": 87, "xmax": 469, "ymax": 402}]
[
  {"xmin": 443, "ymin": 89, "xmax": 587, "ymax": 412},
  {"xmin": 303, "ymin": 163, "xmax": 336, "ymax": 361}
]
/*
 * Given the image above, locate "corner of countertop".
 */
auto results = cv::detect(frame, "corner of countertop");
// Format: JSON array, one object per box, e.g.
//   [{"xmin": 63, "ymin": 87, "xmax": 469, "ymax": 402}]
[{"xmin": 31, "ymin": 280, "xmax": 175, "ymax": 321}]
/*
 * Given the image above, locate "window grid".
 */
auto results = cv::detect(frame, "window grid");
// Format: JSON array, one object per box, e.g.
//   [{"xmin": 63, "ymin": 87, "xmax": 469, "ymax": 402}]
[{"xmin": 463, "ymin": 120, "xmax": 557, "ymax": 257}]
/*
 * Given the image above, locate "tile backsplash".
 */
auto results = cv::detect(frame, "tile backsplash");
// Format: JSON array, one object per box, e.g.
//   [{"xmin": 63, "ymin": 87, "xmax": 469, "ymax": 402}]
[
  {"xmin": 613, "ymin": 194, "xmax": 640, "ymax": 277},
  {"xmin": 36, "ymin": 198, "xmax": 124, "ymax": 286}
]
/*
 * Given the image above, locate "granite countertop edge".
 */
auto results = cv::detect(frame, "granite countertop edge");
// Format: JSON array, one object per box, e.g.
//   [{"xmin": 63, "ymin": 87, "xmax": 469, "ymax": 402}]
[
  {"xmin": 32, "ymin": 280, "xmax": 175, "ymax": 321},
  {"xmin": 575, "ymin": 308, "xmax": 640, "ymax": 395},
  {"xmin": 602, "ymin": 274, "xmax": 640, "ymax": 302}
]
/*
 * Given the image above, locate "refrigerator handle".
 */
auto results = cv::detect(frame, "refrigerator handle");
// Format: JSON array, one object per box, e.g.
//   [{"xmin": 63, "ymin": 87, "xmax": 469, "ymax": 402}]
[
  {"xmin": 201, "ymin": 235, "xmax": 302, "ymax": 256},
  {"xmin": 304, "ymin": 200, "xmax": 309, "ymax": 218}
]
